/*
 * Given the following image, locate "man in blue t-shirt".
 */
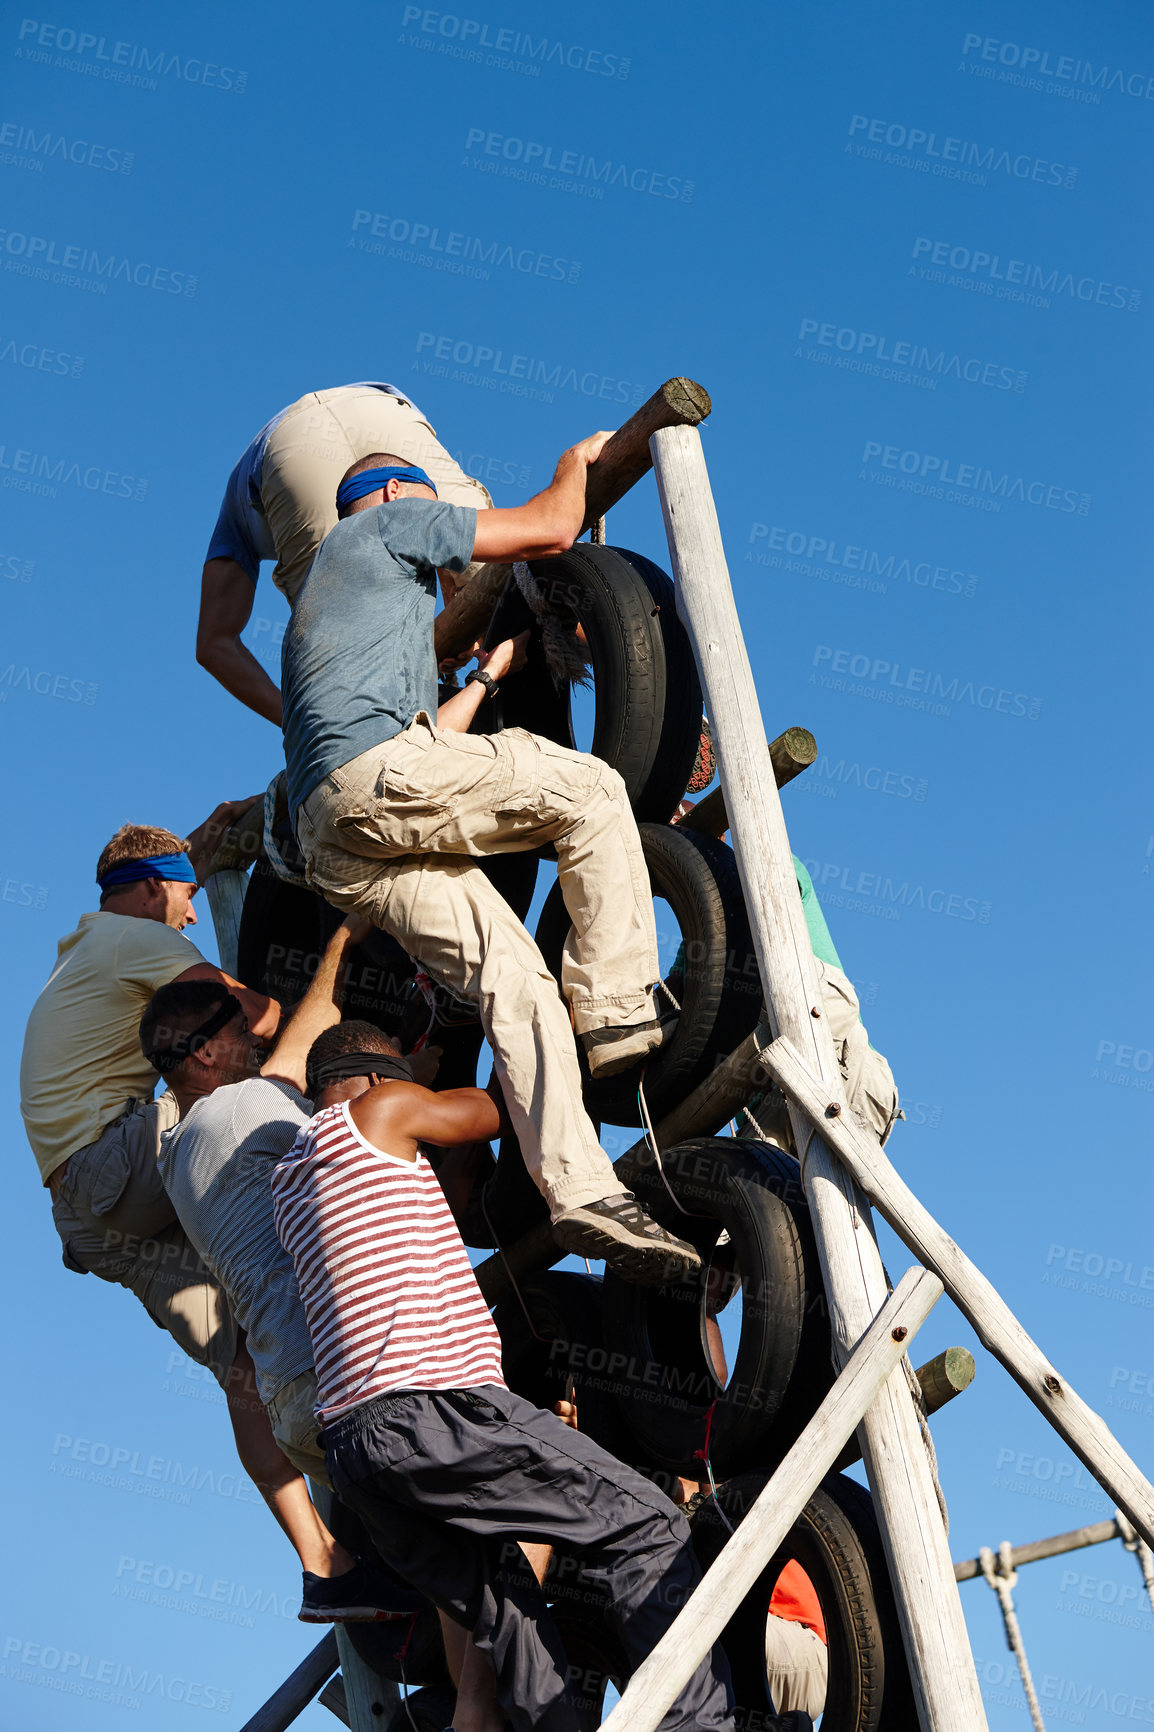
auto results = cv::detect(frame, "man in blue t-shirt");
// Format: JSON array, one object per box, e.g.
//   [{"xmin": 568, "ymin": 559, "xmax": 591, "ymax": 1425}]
[
  {"xmin": 197, "ymin": 382, "xmax": 494, "ymax": 724},
  {"xmin": 282, "ymin": 436, "xmax": 700, "ymax": 1287}
]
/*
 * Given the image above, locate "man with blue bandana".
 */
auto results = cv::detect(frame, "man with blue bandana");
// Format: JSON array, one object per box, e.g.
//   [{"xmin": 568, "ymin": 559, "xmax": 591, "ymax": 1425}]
[
  {"xmin": 282, "ymin": 437, "xmax": 701, "ymax": 1285},
  {"xmin": 197, "ymin": 382, "xmax": 494, "ymax": 724},
  {"xmin": 21, "ymin": 814, "xmax": 280, "ymax": 1375}
]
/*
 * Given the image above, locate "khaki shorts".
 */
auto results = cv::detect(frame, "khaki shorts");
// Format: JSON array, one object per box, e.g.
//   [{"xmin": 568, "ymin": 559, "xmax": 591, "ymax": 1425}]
[
  {"xmin": 260, "ymin": 385, "xmax": 494, "ymax": 603},
  {"xmin": 51, "ymin": 1097, "xmax": 238, "ymax": 1388},
  {"xmin": 266, "ymin": 1368, "xmax": 328, "ymax": 1485},
  {"xmin": 764, "ymin": 1613, "xmax": 828, "ymax": 1718}
]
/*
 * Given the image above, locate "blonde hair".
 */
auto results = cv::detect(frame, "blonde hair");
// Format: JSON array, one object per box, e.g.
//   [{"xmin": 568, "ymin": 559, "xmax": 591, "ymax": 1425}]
[{"xmin": 97, "ymin": 824, "xmax": 189, "ymax": 900}]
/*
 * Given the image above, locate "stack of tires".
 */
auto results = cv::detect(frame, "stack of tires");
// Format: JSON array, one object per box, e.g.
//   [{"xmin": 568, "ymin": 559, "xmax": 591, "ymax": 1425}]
[{"xmin": 235, "ymin": 546, "xmax": 912, "ymax": 1729}]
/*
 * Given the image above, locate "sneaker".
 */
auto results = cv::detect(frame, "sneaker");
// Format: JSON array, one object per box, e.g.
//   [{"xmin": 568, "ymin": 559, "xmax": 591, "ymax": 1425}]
[
  {"xmin": 552, "ymin": 1193, "xmax": 701, "ymax": 1284},
  {"xmin": 299, "ymin": 1558, "xmax": 422, "ymax": 1623},
  {"xmin": 581, "ymin": 1018, "xmax": 677, "ymax": 1080}
]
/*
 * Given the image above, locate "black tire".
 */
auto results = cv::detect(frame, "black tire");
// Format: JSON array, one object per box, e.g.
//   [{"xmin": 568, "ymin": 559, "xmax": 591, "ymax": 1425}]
[
  {"xmin": 602, "ymin": 1139, "xmax": 832, "ymax": 1480},
  {"xmin": 493, "ymin": 1272, "xmax": 641, "ymax": 1464},
  {"xmin": 693, "ymin": 1472, "xmax": 915, "ymax": 1731},
  {"xmin": 471, "ymin": 544, "xmax": 703, "ymax": 823},
  {"xmin": 237, "ymin": 856, "xmax": 417, "ymax": 1029},
  {"xmin": 385, "ymin": 1685, "xmax": 458, "ymax": 1732},
  {"xmin": 534, "ymin": 825, "xmax": 762, "ymax": 1127},
  {"xmin": 343, "ymin": 1610, "xmax": 450, "ymax": 1690}
]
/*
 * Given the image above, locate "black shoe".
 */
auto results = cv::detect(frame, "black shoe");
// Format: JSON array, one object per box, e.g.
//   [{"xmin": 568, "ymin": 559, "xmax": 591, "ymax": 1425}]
[
  {"xmin": 580, "ymin": 1017, "xmax": 677, "ymax": 1079},
  {"xmin": 774, "ymin": 1716, "xmax": 815, "ymax": 1731},
  {"xmin": 299, "ymin": 1558, "xmax": 420, "ymax": 1623},
  {"xmin": 552, "ymin": 1193, "xmax": 701, "ymax": 1284}
]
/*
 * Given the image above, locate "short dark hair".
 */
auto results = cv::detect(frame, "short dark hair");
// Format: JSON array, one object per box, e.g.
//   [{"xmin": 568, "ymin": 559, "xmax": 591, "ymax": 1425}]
[
  {"xmin": 306, "ymin": 1020, "xmax": 400, "ymax": 1095},
  {"xmin": 140, "ymin": 979, "xmax": 234, "ymax": 1074},
  {"xmin": 336, "ymin": 452, "xmax": 428, "ymax": 519}
]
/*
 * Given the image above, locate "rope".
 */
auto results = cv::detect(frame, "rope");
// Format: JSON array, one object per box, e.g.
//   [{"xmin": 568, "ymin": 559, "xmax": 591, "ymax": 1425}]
[
  {"xmin": 1116, "ymin": 1509, "xmax": 1154, "ymax": 1618},
  {"xmin": 481, "ymin": 1186, "xmax": 549, "ymax": 1344},
  {"xmin": 590, "ymin": 516, "xmax": 606, "ymax": 545},
  {"xmin": 980, "ymin": 1543, "xmax": 1046, "ymax": 1731},
  {"xmin": 513, "ymin": 561, "xmax": 592, "ymax": 689}
]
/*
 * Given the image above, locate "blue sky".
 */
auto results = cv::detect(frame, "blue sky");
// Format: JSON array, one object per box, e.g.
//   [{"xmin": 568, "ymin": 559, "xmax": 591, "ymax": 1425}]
[{"xmin": 3, "ymin": 1, "xmax": 1152, "ymax": 1725}]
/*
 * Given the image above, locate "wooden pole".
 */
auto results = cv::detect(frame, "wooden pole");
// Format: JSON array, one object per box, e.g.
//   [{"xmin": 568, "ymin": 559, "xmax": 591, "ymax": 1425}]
[
  {"xmin": 650, "ymin": 422, "xmax": 988, "ymax": 1731},
  {"xmin": 600, "ymin": 1267, "xmax": 943, "ymax": 1732},
  {"xmin": 434, "ymin": 378, "xmax": 711, "ymax": 661},
  {"xmin": 955, "ymin": 1519, "xmax": 1121, "ymax": 1582},
  {"xmin": 761, "ymin": 1034, "xmax": 1154, "ymax": 1548},
  {"xmin": 678, "ymin": 726, "xmax": 817, "ymax": 837},
  {"xmin": 203, "ymin": 870, "xmax": 247, "ymax": 978},
  {"xmin": 835, "ymin": 1347, "xmax": 975, "ymax": 1473}
]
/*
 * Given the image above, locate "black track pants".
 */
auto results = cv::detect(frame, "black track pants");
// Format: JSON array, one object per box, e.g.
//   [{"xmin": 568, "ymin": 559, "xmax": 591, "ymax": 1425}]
[{"xmin": 322, "ymin": 1384, "xmax": 734, "ymax": 1732}]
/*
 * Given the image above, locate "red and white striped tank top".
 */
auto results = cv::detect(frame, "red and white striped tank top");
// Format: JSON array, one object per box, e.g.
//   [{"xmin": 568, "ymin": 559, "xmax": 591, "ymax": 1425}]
[{"xmin": 270, "ymin": 1102, "xmax": 506, "ymax": 1424}]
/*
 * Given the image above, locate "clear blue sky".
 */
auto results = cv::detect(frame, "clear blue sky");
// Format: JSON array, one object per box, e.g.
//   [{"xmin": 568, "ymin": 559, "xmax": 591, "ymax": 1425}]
[{"xmin": 3, "ymin": 1, "xmax": 1152, "ymax": 1725}]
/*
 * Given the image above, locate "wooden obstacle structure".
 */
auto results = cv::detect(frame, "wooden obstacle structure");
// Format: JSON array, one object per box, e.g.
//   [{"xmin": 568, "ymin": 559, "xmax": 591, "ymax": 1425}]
[{"xmin": 214, "ymin": 380, "xmax": 1154, "ymax": 1731}]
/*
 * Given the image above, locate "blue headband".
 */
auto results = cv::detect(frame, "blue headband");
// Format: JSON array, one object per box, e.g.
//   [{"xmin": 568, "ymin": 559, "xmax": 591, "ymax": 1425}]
[
  {"xmin": 99, "ymin": 852, "xmax": 197, "ymax": 891},
  {"xmin": 336, "ymin": 466, "xmax": 438, "ymax": 509}
]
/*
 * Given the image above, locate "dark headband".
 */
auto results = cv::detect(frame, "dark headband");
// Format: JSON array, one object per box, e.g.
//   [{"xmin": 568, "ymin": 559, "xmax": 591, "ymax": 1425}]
[
  {"xmin": 308, "ymin": 1050, "xmax": 414, "ymax": 1093},
  {"xmin": 336, "ymin": 466, "xmax": 437, "ymax": 510},
  {"xmin": 145, "ymin": 993, "xmax": 244, "ymax": 1076},
  {"xmin": 100, "ymin": 851, "xmax": 197, "ymax": 891}
]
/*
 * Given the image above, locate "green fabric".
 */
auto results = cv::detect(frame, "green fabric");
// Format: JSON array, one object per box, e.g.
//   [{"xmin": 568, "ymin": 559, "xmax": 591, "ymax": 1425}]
[{"xmin": 792, "ymin": 855, "xmax": 843, "ymax": 972}]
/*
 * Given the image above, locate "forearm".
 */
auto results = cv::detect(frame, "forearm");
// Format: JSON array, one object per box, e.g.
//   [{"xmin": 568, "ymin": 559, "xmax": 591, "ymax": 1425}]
[
  {"xmin": 197, "ymin": 635, "xmax": 283, "ymax": 726},
  {"xmin": 262, "ymin": 919, "xmax": 361, "ymax": 1087},
  {"xmin": 437, "ymin": 680, "xmax": 488, "ymax": 733}
]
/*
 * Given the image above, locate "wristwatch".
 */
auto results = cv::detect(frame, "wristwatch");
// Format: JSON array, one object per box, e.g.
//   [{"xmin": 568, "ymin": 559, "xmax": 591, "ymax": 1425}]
[{"xmin": 466, "ymin": 669, "xmax": 500, "ymax": 699}]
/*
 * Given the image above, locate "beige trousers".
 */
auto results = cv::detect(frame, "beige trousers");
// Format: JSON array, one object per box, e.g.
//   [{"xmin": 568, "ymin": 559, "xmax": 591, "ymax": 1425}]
[
  {"xmin": 763, "ymin": 1613, "xmax": 828, "ymax": 1718},
  {"xmin": 297, "ymin": 715, "xmax": 661, "ymax": 1219},
  {"xmin": 50, "ymin": 1095, "xmax": 239, "ymax": 1387},
  {"xmin": 266, "ymin": 1367, "xmax": 328, "ymax": 1484},
  {"xmin": 260, "ymin": 385, "xmax": 494, "ymax": 603}
]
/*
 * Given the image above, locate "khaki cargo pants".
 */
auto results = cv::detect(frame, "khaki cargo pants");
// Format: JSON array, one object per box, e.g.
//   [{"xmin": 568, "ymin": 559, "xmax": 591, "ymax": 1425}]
[
  {"xmin": 297, "ymin": 715, "xmax": 660, "ymax": 1220},
  {"xmin": 261, "ymin": 386, "xmax": 494, "ymax": 604},
  {"xmin": 51, "ymin": 1096, "xmax": 239, "ymax": 1387}
]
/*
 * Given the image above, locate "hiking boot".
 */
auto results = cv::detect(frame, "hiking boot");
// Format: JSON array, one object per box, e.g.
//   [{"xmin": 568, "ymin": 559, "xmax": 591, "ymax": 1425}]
[
  {"xmin": 299, "ymin": 1557, "xmax": 422, "ymax": 1623},
  {"xmin": 581, "ymin": 1017, "xmax": 677, "ymax": 1079},
  {"xmin": 552, "ymin": 1193, "xmax": 701, "ymax": 1284}
]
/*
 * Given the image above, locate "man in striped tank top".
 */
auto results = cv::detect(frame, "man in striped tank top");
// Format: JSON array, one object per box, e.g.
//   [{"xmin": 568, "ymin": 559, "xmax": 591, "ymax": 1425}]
[{"xmin": 271, "ymin": 1026, "xmax": 736, "ymax": 1732}]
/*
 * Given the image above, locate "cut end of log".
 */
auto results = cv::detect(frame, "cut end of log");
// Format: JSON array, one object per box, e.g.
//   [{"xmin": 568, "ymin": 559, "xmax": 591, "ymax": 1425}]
[{"xmin": 660, "ymin": 378, "xmax": 712, "ymax": 424}]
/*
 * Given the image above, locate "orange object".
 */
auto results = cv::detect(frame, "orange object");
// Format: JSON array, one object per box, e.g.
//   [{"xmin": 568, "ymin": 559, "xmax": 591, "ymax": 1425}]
[{"xmin": 768, "ymin": 1560, "xmax": 827, "ymax": 1645}]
